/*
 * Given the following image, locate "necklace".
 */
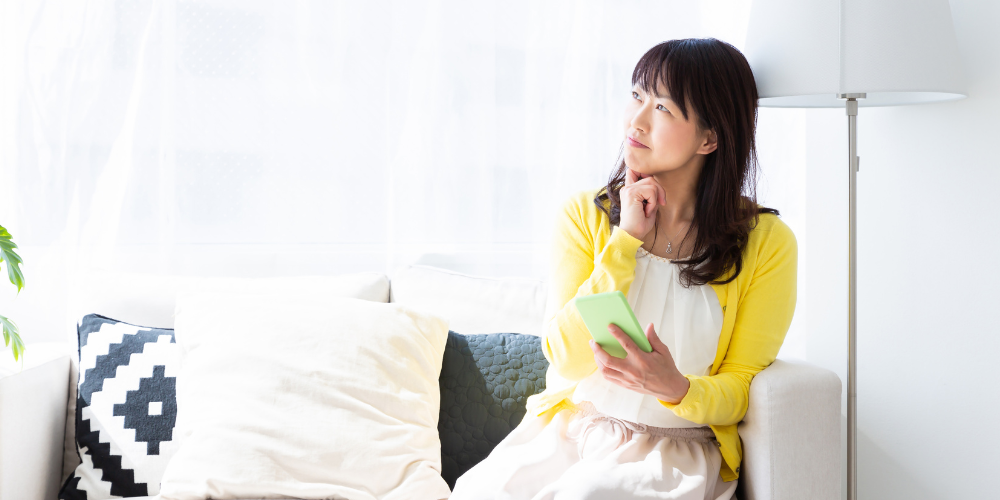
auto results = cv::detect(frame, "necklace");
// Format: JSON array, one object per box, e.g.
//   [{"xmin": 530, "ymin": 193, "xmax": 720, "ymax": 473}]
[{"xmin": 652, "ymin": 219, "xmax": 691, "ymax": 255}]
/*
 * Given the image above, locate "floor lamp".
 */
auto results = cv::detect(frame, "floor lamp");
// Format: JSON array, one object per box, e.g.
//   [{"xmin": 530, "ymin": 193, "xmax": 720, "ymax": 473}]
[{"xmin": 743, "ymin": 0, "xmax": 965, "ymax": 498}]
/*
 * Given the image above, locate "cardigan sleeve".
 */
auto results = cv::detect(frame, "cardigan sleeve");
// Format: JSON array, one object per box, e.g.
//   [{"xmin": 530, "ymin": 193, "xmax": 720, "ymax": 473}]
[
  {"xmin": 659, "ymin": 217, "xmax": 798, "ymax": 426},
  {"xmin": 541, "ymin": 194, "xmax": 645, "ymax": 382}
]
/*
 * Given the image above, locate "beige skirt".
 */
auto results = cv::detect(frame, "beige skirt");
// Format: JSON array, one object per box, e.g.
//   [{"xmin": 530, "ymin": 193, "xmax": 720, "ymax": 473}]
[{"xmin": 449, "ymin": 401, "xmax": 738, "ymax": 500}]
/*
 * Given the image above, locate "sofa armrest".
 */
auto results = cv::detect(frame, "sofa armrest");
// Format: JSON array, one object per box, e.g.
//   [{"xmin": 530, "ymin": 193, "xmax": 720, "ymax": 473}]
[
  {"xmin": 0, "ymin": 342, "xmax": 74, "ymax": 500},
  {"xmin": 738, "ymin": 359, "xmax": 842, "ymax": 500}
]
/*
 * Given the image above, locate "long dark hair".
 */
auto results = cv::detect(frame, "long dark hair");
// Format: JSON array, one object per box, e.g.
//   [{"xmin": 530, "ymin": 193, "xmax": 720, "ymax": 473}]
[{"xmin": 595, "ymin": 38, "xmax": 779, "ymax": 287}]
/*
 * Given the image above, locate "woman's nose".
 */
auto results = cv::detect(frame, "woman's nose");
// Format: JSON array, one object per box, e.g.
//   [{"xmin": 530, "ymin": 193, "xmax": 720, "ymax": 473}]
[{"xmin": 629, "ymin": 105, "xmax": 650, "ymax": 133}]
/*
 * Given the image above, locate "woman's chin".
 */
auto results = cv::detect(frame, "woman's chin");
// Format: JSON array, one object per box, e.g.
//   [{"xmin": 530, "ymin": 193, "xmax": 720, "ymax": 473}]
[
  {"xmin": 625, "ymin": 161, "xmax": 648, "ymax": 177},
  {"xmin": 624, "ymin": 155, "xmax": 643, "ymax": 172}
]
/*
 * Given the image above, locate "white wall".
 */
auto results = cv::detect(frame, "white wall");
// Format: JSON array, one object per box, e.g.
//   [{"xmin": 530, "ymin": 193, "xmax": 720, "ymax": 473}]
[{"xmin": 803, "ymin": 0, "xmax": 1000, "ymax": 498}]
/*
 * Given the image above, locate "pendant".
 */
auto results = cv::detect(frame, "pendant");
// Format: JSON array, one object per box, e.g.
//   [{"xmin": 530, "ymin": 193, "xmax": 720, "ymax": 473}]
[{"xmin": 665, "ymin": 242, "xmax": 673, "ymax": 254}]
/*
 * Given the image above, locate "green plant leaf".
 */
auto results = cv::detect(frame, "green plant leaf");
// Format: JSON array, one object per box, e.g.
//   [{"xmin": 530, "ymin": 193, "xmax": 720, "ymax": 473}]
[
  {"xmin": 0, "ymin": 225, "xmax": 25, "ymax": 293},
  {"xmin": 0, "ymin": 314, "xmax": 25, "ymax": 362}
]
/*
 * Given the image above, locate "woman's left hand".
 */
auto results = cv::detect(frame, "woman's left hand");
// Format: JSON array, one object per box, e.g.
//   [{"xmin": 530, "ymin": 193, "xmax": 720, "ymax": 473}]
[{"xmin": 590, "ymin": 322, "xmax": 691, "ymax": 404}]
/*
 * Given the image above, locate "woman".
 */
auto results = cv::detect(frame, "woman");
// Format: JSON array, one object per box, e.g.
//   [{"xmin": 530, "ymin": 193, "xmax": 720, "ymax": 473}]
[{"xmin": 449, "ymin": 38, "xmax": 796, "ymax": 500}]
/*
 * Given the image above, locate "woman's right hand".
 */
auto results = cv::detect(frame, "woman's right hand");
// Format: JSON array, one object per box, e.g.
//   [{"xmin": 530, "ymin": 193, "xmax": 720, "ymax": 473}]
[{"xmin": 619, "ymin": 168, "xmax": 666, "ymax": 241}]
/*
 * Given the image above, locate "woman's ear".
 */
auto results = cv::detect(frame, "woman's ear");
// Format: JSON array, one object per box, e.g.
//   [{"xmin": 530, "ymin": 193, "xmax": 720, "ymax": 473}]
[{"xmin": 699, "ymin": 129, "xmax": 718, "ymax": 155}]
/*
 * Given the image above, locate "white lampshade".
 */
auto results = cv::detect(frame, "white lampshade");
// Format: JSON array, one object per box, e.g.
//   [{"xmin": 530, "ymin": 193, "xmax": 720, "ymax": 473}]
[{"xmin": 744, "ymin": 0, "xmax": 966, "ymax": 107}]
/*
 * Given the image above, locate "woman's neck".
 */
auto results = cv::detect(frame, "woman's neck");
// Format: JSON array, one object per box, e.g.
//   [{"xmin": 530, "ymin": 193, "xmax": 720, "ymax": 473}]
[{"xmin": 648, "ymin": 159, "xmax": 701, "ymax": 226}]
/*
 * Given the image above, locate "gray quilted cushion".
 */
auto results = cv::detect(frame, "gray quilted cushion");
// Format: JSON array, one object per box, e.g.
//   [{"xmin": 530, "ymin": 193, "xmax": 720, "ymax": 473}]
[{"xmin": 437, "ymin": 331, "xmax": 549, "ymax": 489}]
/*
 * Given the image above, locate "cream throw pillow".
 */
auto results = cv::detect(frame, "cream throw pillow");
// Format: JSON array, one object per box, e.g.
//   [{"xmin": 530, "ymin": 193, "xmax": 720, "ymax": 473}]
[{"xmin": 158, "ymin": 292, "xmax": 452, "ymax": 500}]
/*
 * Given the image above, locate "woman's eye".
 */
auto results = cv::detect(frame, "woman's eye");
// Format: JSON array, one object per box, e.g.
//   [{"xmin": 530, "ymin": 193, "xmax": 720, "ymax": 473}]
[
  {"xmin": 632, "ymin": 91, "xmax": 641, "ymax": 100},
  {"xmin": 657, "ymin": 104, "xmax": 669, "ymax": 112}
]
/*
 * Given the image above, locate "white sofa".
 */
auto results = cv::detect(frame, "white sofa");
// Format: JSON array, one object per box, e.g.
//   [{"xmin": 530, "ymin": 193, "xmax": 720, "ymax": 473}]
[{"xmin": 0, "ymin": 264, "xmax": 842, "ymax": 500}]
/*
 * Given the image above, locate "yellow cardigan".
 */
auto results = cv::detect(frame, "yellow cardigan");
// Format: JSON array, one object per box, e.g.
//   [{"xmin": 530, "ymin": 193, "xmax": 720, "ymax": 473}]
[{"xmin": 524, "ymin": 187, "xmax": 798, "ymax": 482}]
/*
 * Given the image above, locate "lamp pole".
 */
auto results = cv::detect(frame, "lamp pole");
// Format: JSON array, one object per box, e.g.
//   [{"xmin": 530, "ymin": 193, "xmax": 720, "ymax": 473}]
[
  {"xmin": 746, "ymin": 4, "xmax": 965, "ymax": 498},
  {"xmin": 839, "ymin": 92, "xmax": 864, "ymax": 500}
]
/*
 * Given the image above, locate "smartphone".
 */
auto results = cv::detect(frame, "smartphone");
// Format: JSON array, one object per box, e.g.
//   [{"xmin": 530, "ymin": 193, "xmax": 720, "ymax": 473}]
[{"xmin": 573, "ymin": 291, "xmax": 652, "ymax": 359}]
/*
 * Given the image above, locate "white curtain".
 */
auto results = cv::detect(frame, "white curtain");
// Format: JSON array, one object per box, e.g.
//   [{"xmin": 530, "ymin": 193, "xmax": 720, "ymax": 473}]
[{"xmin": 0, "ymin": 0, "xmax": 805, "ymax": 358}]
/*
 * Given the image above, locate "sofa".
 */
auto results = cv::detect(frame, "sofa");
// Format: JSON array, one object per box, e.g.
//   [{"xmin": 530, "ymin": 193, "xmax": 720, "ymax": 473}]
[{"xmin": 0, "ymin": 264, "xmax": 842, "ymax": 500}]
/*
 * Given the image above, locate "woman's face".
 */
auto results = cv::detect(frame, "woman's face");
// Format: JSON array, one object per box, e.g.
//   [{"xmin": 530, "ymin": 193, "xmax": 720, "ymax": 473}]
[{"xmin": 622, "ymin": 83, "xmax": 717, "ymax": 176}]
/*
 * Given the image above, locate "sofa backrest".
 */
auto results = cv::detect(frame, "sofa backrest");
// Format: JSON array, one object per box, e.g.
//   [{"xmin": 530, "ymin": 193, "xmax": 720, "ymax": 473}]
[
  {"xmin": 66, "ymin": 271, "xmax": 391, "ymax": 334},
  {"xmin": 59, "ymin": 265, "xmax": 547, "ymax": 481},
  {"xmin": 388, "ymin": 264, "xmax": 548, "ymax": 337},
  {"xmin": 66, "ymin": 265, "xmax": 547, "ymax": 339}
]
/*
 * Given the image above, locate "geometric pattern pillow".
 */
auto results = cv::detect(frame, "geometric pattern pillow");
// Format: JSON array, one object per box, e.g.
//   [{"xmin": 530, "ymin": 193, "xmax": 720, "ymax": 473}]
[{"xmin": 59, "ymin": 314, "xmax": 180, "ymax": 499}]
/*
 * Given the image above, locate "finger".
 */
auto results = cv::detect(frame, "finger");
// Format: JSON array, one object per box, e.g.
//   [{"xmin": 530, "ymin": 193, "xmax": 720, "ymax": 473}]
[
  {"xmin": 591, "ymin": 338, "xmax": 615, "ymax": 365},
  {"xmin": 598, "ymin": 363, "xmax": 629, "ymax": 385},
  {"xmin": 592, "ymin": 337, "xmax": 629, "ymax": 372},
  {"xmin": 625, "ymin": 167, "xmax": 639, "ymax": 186},
  {"xmin": 607, "ymin": 323, "xmax": 641, "ymax": 358},
  {"xmin": 593, "ymin": 352, "xmax": 613, "ymax": 374},
  {"xmin": 635, "ymin": 176, "xmax": 666, "ymax": 208},
  {"xmin": 645, "ymin": 322, "xmax": 664, "ymax": 352},
  {"xmin": 623, "ymin": 185, "xmax": 654, "ymax": 218},
  {"xmin": 630, "ymin": 184, "xmax": 656, "ymax": 217},
  {"xmin": 647, "ymin": 323, "xmax": 674, "ymax": 360},
  {"xmin": 593, "ymin": 349, "xmax": 628, "ymax": 379},
  {"xmin": 589, "ymin": 338, "xmax": 603, "ymax": 356},
  {"xmin": 642, "ymin": 183, "xmax": 665, "ymax": 216},
  {"xmin": 633, "ymin": 174, "xmax": 666, "ymax": 207}
]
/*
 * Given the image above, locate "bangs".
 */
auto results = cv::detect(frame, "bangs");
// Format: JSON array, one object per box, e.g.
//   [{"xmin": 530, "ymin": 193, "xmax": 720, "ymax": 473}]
[{"xmin": 631, "ymin": 40, "xmax": 693, "ymax": 121}]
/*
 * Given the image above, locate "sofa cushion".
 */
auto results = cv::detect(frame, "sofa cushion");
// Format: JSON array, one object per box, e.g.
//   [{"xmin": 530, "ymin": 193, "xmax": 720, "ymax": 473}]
[
  {"xmin": 389, "ymin": 265, "xmax": 547, "ymax": 336},
  {"xmin": 60, "ymin": 272, "xmax": 391, "ymax": 482},
  {"xmin": 437, "ymin": 331, "xmax": 549, "ymax": 489},
  {"xmin": 157, "ymin": 292, "xmax": 452, "ymax": 500},
  {"xmin": 60, "ymin": 314, "xmax": 181, "ymax": 499}
]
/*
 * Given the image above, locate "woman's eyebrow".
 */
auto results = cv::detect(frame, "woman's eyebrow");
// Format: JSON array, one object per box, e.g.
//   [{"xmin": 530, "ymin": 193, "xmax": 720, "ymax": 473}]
[
  {"xmin": 635, "ymin": 86, "xmax": 676, "ymax": 104},
  {"xmin": 653, "ymin": 91, "xmax": 675, "ymax": 103}
]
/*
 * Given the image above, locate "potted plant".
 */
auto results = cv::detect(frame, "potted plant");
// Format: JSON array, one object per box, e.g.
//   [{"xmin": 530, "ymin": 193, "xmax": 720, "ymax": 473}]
[{"xmin": 0, "ymin": 225, "xmax": 25, "ymax": 361}]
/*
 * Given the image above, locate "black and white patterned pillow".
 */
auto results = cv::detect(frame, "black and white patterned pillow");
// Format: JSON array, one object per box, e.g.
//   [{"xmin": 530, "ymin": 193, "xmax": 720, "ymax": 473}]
[{"xmin": 60, "ymin": 314, "xmax": 180, "ymax": 499}]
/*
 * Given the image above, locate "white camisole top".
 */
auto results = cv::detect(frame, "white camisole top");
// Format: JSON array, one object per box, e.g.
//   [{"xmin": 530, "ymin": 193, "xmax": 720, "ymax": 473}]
[{"xmin": 571, "ymin": 245, "xmax": 725, "ymax": 428}]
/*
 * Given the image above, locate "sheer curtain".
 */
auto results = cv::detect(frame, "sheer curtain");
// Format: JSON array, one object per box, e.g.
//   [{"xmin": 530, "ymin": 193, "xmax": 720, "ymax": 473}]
[{"xmin": 0, "ymin": 0, "xmax": 805, "ymax": 358}]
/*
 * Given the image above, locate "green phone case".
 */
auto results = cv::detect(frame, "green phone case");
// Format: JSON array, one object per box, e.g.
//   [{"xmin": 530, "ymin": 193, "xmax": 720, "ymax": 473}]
[{"xmin": 573, "ymin": 291, "xmax": 652, "ymax": 359}]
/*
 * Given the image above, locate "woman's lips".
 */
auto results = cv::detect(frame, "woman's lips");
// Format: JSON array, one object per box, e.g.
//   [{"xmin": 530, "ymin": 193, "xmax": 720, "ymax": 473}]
[{"xmin": 627, "ymin": 136, "xmax": 649, "ymax": 149}]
